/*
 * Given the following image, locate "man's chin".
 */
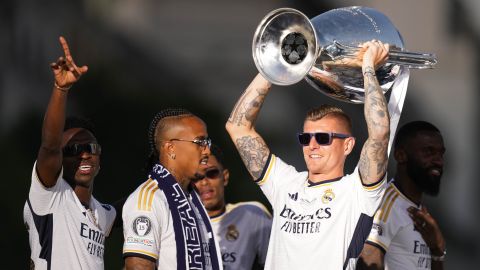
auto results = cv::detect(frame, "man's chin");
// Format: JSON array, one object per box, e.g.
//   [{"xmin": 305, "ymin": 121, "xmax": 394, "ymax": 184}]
[{"xmin": 74, "ymin": 177, "xmax": 94, "ymax": 188}]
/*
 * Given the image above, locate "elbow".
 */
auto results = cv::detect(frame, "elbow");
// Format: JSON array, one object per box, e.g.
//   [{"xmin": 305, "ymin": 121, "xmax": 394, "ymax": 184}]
[
  {"xmin": 225, "ymin": 121, "xmax": 235, "ymax": 135},
  {"xmin": 225, "ymin": 121, "xmax": 249, "ymax": 136}
]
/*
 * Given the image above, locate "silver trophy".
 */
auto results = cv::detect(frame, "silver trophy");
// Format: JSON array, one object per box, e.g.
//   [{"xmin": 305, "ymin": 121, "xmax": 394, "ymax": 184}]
[{"xmin": 252, "ymin": 6, "xmax": 437, "ymax": 103}]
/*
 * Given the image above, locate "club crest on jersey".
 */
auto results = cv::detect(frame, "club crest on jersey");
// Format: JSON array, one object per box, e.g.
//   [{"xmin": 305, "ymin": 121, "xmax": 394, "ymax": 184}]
[
  {"xmin": 225, "ymin": 224, "xmax": 239, "ymax": 241},
  {"xmin": 133, "ymin": 216, "xmax": 152, "ymax": 236},
  {"xmin": 321, "ymin": 188, "xmax": 335, "ymax": 204}
]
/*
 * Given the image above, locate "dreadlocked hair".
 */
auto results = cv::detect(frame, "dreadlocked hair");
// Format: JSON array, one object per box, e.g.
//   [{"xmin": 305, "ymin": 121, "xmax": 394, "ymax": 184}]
[
  {"xmin": 64, "ymin": 116, "xmax": 96, "ymax": 136},
  {"xmin": 145, "ymin": 108, "xmax": 193, "ymax": 172}
]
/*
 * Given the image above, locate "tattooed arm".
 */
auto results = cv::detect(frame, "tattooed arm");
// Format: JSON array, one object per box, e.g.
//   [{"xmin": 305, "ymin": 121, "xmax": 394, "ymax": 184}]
[
  {"xmin": 226, "ymin": 74, "xmax": 272, "ymax": 180},
  {"xmin": 358, "ymin": 41, "xmax": 390, "ymax": 185}
]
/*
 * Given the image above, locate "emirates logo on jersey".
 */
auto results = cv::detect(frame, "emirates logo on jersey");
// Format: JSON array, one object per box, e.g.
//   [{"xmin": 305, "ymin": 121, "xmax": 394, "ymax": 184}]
[
  {"xmin": 133, "ymin": 216, "xmax": 152, "ymax": 236},
  {"xmin": 321, "ymin": 189, "xmax": 335, "ymax": 204},
  {"xmin": 225, "ymin": 224, "xmax": 239, "ymax": 241}
]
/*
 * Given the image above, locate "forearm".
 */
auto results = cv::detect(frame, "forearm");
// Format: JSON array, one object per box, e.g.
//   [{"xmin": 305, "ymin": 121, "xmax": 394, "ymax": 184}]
[
  {"xmin": 226, "ymin": 73, "xmax": 271, "ymax": 179},
  {"xmin": 363, "ymin": 66, "xmax": 390, "ymax": 140},
  {"xmin": 226, "ymin": 73, "xmax": 271, "ymax": 131},
  {"xmin": 358, "ymin": 65, "xmax": 390, "ymax": 184},
  {"xmin": 40, "ymin": 85, "xmax": 68, "ymax": 151}
]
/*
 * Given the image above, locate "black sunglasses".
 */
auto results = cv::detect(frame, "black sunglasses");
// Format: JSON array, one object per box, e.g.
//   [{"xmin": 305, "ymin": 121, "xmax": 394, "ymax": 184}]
[
  {"xmin": 63, "ymin": 143, "xmax": 102, "ymax": 157},
  {"xmin": 205, "ymin": 168, "xmax": 221, "ymax": 179},
  {"xmin": 297, "ymin": 132, "xmax": 351, "ymax": 146},
  {"xmin": 170, "ymin": 137, "xmax": 212, "ymax": 149}
]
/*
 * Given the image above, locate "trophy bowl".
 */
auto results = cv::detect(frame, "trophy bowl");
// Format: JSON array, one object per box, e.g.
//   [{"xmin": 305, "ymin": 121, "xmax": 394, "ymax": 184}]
[{"xmin": 252, "ymin": 6, "xmax": 437, "ymax": 103}]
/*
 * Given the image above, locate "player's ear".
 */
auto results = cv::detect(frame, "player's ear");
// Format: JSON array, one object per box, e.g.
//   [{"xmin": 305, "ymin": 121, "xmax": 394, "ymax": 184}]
[
  {"xmin": 223, "ymin": 169, "xmax": 230, "ymax": 187},
  {"xmin": 344, "ymin": 137, "xmax": 355, "ymax": 155}
]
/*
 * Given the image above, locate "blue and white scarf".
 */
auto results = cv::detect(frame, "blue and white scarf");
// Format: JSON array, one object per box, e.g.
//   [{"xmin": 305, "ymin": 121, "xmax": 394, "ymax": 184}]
[{"xmin": 150, "ymin": 162, "xmax": 221, "ymax": 270}]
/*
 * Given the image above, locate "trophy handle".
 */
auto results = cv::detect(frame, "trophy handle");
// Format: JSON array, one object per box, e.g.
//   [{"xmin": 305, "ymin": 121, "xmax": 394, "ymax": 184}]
[{"xmin": 332, "ymin": 41, "xmax": 437, "ymax": 69}]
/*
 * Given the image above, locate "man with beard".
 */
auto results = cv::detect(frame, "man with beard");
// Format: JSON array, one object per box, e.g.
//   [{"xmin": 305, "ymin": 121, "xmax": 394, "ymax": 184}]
[
  {"xmin": 357, "ymin": 121, "xmax": 446, "ymax": 270},
  {"xmin": 122, "ymin": 108, "xmax": 223, "ymax": 270}
]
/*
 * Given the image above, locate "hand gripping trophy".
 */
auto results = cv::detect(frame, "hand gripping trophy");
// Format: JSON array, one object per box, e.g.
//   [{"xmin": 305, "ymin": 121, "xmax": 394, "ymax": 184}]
[{"xmin": 252, "ymin": 6, "xmax": 437, "ymax": 152}]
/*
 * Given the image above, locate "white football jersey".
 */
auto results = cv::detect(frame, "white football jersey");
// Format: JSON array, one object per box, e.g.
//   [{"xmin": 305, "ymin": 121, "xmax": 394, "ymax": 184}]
[
  {"xmin": 24, "ymin": 163, "xmax": 116, "ymax": 270},
  {"xmin": 210, "ymin": 202, "xmax": 272, "ymax": 270},
  {"xmin": 122, "ymin": 178, "xmax": 221, "ymax": 270},
  {"xmin": 366, "ymin": 181, "xmax": 433, "ymax": 269},
  {"xmin": 257, "ymin": 154, "xmax": 386, "ymax": 270}
]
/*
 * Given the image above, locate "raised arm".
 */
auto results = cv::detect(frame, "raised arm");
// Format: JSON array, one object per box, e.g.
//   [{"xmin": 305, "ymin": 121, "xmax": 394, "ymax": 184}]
[
  {"xmin": 358, "ymin": 41, "xmax": 390, "ymax": 185},
  {"xmin": 36, "ymin": 36, "xmax": 88, "ymax": 187},
  {"xmin": 226, "ymin": 74, "xmax": 271, "ymax": 180}
]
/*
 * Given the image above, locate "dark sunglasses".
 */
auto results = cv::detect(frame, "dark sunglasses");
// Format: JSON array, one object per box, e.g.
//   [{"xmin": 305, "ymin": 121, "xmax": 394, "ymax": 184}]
[
  {"xmin": 205, "ymin": 168, "xmax": 221, "ymax": 179},
  {"xmin": 297, "ymin": 132, "xmax": 351, "ymax": 146},
  {"xmin": 63, "ymin": 143, "xmax": 102, "ymax": 157}
]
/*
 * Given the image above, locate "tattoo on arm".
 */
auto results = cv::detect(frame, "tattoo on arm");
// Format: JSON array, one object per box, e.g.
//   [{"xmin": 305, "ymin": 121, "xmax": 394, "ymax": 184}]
[
  {"xmin": 228, "ymin": 87, "xmax": 268, "ymax": 128},
  {"xmin": 235, "ymin": 135, "xmax": 270, "ymax": 179},
  {"xmin": 359, "ymin": 66, "xmax": 389, "ymax": 183}
]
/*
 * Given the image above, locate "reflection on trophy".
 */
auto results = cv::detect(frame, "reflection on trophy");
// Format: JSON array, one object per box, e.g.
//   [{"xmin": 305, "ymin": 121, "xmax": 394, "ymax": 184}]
[{"xmin": 252, "ymin": 6, "xmax": 437, "ymax": 103}]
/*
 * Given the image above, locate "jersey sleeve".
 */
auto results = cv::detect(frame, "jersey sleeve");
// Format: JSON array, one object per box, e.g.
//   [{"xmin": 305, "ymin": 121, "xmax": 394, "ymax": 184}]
[
  {"xmin": 365, "ymin": 190, "xmax": 401, "ymax": 253},
  {"xmin": 28, "ymin": 162, "xmax": 69, "ymax": 215},
  {"xmin": 102, "ymin": 204, "xmax": 117, "ymax": 237},
  {"xmin": 352, "ymin": 167, "xmax": 387, "ymax": 215},
  {"xmin": 122, "ymin": 184, "xmax": 163, "ymax": 262},
  {"xmin": 256, "ymin": 154, "xmax": 301, "ymax": 205}
]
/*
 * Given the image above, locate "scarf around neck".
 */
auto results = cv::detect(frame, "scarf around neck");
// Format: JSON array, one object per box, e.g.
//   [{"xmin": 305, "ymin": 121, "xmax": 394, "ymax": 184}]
[{"xmin": 149, "ymin": 162, "xmax": 221, "ymax": 270}]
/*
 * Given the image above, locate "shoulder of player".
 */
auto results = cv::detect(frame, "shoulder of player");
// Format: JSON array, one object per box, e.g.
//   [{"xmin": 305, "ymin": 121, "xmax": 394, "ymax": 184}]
[
  {"xmin": 227, "ymin": 201, "xmax": 272, "ymax": 218},
  {"xmin": 124, "ymin": 178, "xmax": 165, "ymax": 212},
  {"xmin": 91, "ymin": 196, "xmax": 115, "ymax": 213},
  {"xmin": 374, "ymin": 183, "xmax": 413, "ymax": 225}
]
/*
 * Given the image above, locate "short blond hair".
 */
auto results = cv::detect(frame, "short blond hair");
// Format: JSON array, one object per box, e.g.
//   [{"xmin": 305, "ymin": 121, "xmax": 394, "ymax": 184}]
[{"xmin": 305, "ymin": 105, "xmax": 352, "ymax": 134}]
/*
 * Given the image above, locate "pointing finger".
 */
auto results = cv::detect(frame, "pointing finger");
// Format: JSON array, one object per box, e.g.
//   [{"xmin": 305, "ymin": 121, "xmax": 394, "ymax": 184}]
[{"xmin": 59, "ymin": 36, "xmax": 72, "ymax": 61}]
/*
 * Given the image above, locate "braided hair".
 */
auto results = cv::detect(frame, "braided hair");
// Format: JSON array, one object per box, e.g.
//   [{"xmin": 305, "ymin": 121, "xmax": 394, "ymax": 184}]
[{"xmin": 145, "ymin": 108, "xmax": 193, "ymax": 171}]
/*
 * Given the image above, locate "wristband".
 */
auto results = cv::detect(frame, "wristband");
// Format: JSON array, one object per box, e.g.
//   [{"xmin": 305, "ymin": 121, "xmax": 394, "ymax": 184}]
[
  {"xmin": 54, "ymin": 82, "xmax": 71, "ymax": 92},
  {"xmin": 362, "ymin": 70, "xmax": 376, "ymax": 77},
  {"xmin": 431, "ymin": 249, "xmax": 446, "ymax": 262}
]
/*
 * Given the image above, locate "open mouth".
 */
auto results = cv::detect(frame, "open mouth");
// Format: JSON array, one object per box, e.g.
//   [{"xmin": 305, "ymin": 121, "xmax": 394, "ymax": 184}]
[
  {"xmin": 200, "ymin": 156, "xmax": 209, "ymax": 165},
  {"xmin": 199, "ymin": 189, "xmax": 214, "ymax": 200},
  {"xmin": 78, "ymin": 164, "xmax": 93, "ymax": 175},
  {"xmin": 428, "ymin": 168, "xmax": 442, "ymax": 177}
]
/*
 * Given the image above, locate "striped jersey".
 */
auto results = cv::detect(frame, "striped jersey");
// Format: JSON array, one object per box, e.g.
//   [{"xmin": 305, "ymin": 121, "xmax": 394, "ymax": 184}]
[
  {"xmin": 257, "ymin": 154, "xmax": 386, "ymax": 270},
  {"xmin": 366, "ymin": 181, "xmax": 432, "ymax": 269},
  {"xmin": 24, "ymin": 163, "xmax": 116, "ymax": 270},
  {"xmin": 122, "ymin": 178, "xmax": 221, "ymax": 270},
  {"xmin": 210, "ymin": 202, "xmax": 272, "ymax": 270}
]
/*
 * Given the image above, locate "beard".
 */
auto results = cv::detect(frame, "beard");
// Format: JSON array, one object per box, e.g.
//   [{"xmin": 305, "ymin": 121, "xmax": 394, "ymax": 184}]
[{"xmin": 406, "ymin": 159, "xmax": 441, "ymax": 196}]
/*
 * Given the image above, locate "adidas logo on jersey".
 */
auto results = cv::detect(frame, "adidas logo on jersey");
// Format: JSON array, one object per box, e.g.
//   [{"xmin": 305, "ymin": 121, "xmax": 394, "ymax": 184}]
[{"xmin": 288, "ymin": 192, "xmax": 298, "ymax": 201}]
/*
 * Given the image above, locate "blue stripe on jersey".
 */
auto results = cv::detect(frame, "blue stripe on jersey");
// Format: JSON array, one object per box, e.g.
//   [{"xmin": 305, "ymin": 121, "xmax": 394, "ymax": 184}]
[
  {"xmin": 343, "ymin": 213, "xmax": 374, "ymax": 270},
  {"xmin": 27, "ymin": 198, "xmax": 53, "ymax": 270}
]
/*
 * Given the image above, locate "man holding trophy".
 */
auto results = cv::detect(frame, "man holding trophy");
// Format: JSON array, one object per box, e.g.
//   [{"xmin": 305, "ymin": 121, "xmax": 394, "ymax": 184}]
[{"xmin": 226, "ymin": 38, "xmax": 389, "ymax": 268}]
